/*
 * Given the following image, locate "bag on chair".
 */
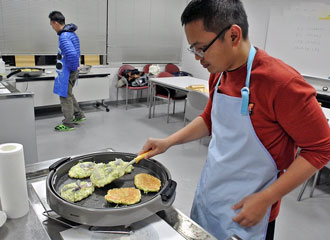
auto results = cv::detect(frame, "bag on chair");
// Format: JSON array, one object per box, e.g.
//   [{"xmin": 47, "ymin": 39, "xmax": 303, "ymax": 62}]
[
  {"xmin": 130, "ymin": 75, "xmax": 148, "ymax": 87},
  {"xmin": 121, "ymin": 69, "xmax": 148, "ymax": 87}
]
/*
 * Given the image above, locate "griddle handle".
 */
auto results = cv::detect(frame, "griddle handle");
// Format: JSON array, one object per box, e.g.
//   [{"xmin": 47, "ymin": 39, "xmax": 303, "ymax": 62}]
[
  {"xmin": 49, "ymin": 157, "xmax": 71, "ymax": 171},
  {"xmin": 6, "ymin": 69, "xmax": 21, "ymax": 78},
  {"xmin": 161, "ymin": 180, "xmax": 177, "ymax": 202}
]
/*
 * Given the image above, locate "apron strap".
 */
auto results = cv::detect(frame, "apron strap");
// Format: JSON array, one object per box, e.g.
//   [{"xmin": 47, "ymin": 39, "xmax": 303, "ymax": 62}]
[
  {"xmin": 241, "ymin": 86, "xmax": 250, "ymax": 115},
  {"xmin": 216, "ymin": 72, "xmax": 223, "ymax": 89},
  {"xmin": 241, "ymin": 45, "xmax": 256, "ymax": 115}
]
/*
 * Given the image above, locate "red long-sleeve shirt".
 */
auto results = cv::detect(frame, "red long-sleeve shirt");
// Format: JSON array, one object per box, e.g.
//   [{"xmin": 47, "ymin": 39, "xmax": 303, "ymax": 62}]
[{"xmin": 200, "ymin": 48, "xmax": 330, "ymax": 221}]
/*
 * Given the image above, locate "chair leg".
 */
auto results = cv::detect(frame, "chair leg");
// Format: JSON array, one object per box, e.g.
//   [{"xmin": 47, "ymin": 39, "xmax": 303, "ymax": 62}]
[
  {"xmin": 153, "ymin": 96, "xmax": 156, "ymax": 118},
  {"xmin": 167, "ymin": 99, "xmax": 171, "ymax": 123},
  {"xmin": 173, "ymin": 101, "xmax": 176, "ymax": 115},
  {"xmin": 297, "ymin": 179, "xmax": 310, "ymax": 201},
  {"xmin": 309, "ymin": 170, "xmax": 320, "ymax": 198},
  {"xmin": 183, "ymin": 99, "xmax": 187, "ymax": 121},
  {"xmin": 116, "ymin": 88, "xmax": 119, "ymax": 106},
  {"xmin": 147, "ymin": 87, "xmax": 150, "ymax": 107},
  {"xmin": 126, "ymin": 87, "xmax": 128, "ymax": 110}
]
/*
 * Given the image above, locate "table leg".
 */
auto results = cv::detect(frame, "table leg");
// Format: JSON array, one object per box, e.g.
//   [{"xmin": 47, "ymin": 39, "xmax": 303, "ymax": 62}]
[{"xmin": 148, "ymin": 82, "xmax": 154, "ymax": 118}]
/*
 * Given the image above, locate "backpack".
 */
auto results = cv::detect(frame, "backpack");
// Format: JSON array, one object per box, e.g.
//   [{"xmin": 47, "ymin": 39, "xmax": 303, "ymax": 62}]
[
  {"xmin": 130, "ymin": 75, "xmax": 148, "ymax": 87},
  {"xmin": 121, "ymin": 69, "xmax": 148, "ymax": 87},
  {"xmin": 173, "ymin": 71, "xmax": 193, "ymax": 77}
]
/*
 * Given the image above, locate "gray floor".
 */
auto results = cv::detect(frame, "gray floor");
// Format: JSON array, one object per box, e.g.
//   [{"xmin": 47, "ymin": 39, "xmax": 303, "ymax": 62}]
[{"xmin": 35, "ymin": 100, "xmax": 330, "ymax": 239}]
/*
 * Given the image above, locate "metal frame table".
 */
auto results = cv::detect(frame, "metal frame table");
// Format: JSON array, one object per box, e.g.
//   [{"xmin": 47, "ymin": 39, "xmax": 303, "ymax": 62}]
[{"xmin": 148, "ymin": 76, "xmax": 208, "ymax": 118}]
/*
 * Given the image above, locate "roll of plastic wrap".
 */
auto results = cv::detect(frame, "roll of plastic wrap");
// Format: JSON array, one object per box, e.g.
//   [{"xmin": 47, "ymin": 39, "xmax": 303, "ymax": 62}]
[{"xmin": 0, "ymin": 143, "xmax": 29, "ymax": 219}]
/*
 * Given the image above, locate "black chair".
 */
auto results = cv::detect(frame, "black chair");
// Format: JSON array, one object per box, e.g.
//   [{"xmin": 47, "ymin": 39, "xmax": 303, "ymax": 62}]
[{"xmin": 153, "ymin": 72, "xmax": 187, "ymax": 123}]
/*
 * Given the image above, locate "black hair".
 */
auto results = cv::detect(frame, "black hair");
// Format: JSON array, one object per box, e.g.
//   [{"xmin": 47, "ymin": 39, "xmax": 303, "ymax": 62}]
[
  {"xmin": 49, "ymin": 11, "xmax": 65, "ymax": 25},
  {"xmin": 181, "ymin": 0, "xmax": 249, "ymax": 40}
]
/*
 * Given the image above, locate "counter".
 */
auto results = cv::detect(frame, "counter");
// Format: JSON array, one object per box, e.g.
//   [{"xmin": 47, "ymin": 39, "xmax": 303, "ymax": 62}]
[
  {"xmin": 0, "ymin": 153, "xmax": 218, "ymax": 240},
  {"xmin": 13, "ymin": 66, "xmax": 111, "ymax": 108},
  {"xmin": 0, "ymin": 81, "xmax": 38, "ymax": 165}
]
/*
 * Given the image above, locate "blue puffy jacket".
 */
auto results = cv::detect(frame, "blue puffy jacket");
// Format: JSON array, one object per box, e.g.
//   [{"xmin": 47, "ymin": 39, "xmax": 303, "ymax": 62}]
[
  {"xmin": 58, "ymin": 24, "xmax": 80, "ymax": 71},
  {"xmin": 54, "ymin": 24, "xmax": 80, "ymax": 97}
]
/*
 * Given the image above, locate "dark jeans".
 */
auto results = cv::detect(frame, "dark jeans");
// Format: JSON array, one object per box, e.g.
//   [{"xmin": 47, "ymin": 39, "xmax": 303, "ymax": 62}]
[
  {"xmin": 265, "ymin": 220, "xmax": 276, "ymax": 240},
  {"xmin": 59, "ymin": 71, "xmax": 85, "ymax": 127}
]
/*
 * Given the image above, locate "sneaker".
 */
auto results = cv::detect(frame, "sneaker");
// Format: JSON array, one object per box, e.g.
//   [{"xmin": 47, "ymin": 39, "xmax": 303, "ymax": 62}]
[
  {"xmin": 73, "ymin": 117, "xmax": 86, "ymax": 124},
  {"xmin": 55, "ymin": 124, "xmax": 75, "ymax": 131}
]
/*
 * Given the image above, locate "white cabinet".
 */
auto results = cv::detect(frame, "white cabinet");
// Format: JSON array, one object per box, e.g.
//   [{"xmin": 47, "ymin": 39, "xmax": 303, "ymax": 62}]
[
  {"xmin": 16, "ymin": 80, "xmax": 58, "ymax": 107},
  {"xmin": 15, "ymin": 73, "xmax": 110, "ymax": 107},
  {"xmin": 0, "ymin": 82, "xmax": 38, "ymax": 164}
]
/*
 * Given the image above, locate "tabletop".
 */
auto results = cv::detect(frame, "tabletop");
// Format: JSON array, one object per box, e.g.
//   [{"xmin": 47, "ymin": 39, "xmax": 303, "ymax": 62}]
[
  {"xmin": 322, "ymin": 107, "xmax": 330, "ymax": 122},
  {"xmin": 149, "ymin": 76, "xmax": 208, "ymax": 92}
]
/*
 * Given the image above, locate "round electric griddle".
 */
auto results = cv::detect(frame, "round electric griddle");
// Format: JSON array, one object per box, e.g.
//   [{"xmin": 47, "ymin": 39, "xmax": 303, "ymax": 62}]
[
  {"xmin": 46, "ymin": 151, "xmax": 176, "ymax": 227},
  {"xmin": 8, "ymin": 67, "xmax": 44, "ymax": 78}
]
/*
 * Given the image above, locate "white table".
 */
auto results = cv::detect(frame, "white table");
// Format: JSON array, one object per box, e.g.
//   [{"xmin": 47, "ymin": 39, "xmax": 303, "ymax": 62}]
[
  {"xmin": 148, "ymin": 76, "xmax": 208, "ymax": 118},
  {"xmin": 322, "ymin": 107, "xmax": 330, "ymax": 123}
]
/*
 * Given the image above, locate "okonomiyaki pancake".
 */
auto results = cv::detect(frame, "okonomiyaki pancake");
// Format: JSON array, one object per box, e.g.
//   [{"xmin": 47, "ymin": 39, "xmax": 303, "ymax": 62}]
[
  {"xmin": 60, "ymin": 180, "xmax": 94, "ymax": 203},
  {"xmin": 68, "ymin": 161, "xmax": 95, "ymax": 178},
  {"xmin": 104, "ymin": 187, "xmax": 141, "ymax": 205},
  {"xmin": 134, "ymin": 173, "xmax": 161, "ymax": 193},
  {"xmin": 90, "ymin": 163, "xmax": 121, "ymax": 188},
  {"xmin": 90, "ymin": 160, "xmax": 134, "ymax": 188}
]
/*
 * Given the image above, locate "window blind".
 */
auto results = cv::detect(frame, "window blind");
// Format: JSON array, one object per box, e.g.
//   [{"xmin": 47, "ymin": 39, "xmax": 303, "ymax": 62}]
[
  {"xmin": 107, "ymin": 0, "xmax": 186, "ymax": 64},
  {"xmin": 0, "ymin": 0, "xmax": 106, "ymax": 55}
]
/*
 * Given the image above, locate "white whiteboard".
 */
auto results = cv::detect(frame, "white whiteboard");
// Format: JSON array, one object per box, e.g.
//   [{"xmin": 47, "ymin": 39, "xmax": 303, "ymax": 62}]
[{"xmin": 265, "ymin": 1, "xmax": 330, "ymax": 79}]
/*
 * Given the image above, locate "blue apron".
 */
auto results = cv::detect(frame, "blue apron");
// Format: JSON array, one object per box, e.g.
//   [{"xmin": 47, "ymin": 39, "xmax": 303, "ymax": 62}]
[
  {"xmin": 54, "ymin": 47, "xmax": 70, "ymax": 97},
  {"xmin": 191, "ymin": 46, "xmax": 279, "ymax": 240}
]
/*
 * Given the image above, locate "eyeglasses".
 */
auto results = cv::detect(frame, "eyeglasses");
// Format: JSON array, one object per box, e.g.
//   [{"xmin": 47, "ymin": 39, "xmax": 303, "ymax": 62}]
[{"xmin": 188, "ymin": 25, "xmax": 232, "ymax": 58}]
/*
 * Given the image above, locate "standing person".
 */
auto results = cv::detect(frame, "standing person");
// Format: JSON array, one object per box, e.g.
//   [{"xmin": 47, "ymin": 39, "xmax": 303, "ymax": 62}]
[
  {"xmin": 49, "ymin": 11, "xmax": 86, "ymax": 131},
  {"xmin": 139, "ymin": 0, "xmax": 330, "ymax": 239}
]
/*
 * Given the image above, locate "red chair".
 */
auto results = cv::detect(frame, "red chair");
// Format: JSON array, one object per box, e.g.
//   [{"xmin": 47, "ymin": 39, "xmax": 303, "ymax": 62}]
[
  {"xmin": 153, "ymin": 72, "xmax": 187, "ymax": 123},
  {"xmin": 165, "ymin": 63, "xmax": 180, "ymax": 74},
  {"xmin": 166, "ymin": 63, "xmax": 193, "ymax": 77},
  {"xmin": 116, "ymin": 64, "xmax": 149, "ymax": 110},
  {"xmin": 118, "ymin": 64, "xmax": 135, "ymax": 75},
  {"xmin": 143, "ymin": 64, "xmax": 151, "ymax": 74},
  {"xmin": 157, "ymin": 71, "xmax": 173, "ymax": 78}
]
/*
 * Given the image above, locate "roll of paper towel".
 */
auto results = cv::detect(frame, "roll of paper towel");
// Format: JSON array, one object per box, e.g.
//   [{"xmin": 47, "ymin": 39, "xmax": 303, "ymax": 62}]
[{"xmin": 0, "ymin": 143, "xmax": 29, "ymax": 219}]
